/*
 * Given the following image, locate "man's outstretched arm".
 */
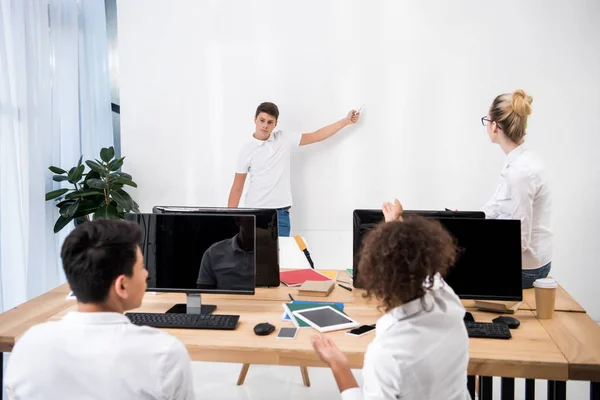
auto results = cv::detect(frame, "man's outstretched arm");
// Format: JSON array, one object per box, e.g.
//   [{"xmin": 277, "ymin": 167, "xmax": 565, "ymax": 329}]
[{"xmin": 299, "ymin": 110, "xmax": 360, "ymax": 146}]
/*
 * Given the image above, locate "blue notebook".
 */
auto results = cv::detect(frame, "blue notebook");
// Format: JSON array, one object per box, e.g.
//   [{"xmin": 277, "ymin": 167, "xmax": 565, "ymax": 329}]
[{"xmin": 281, "ymin": 300, "xmax": 345, "ymax": 321}]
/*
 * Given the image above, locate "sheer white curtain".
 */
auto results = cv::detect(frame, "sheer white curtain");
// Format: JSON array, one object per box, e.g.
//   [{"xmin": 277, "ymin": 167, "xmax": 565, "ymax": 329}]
[{"xmin": 0, "ymin": 0, "xmax": 113, "ymax": 313}]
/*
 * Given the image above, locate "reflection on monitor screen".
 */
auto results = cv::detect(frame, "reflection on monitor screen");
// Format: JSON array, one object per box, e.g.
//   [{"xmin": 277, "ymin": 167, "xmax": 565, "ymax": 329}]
[
  {"xmin": 126, "ymin": 213, "xmax": 256, "ymax": 294},
  {"xmin": 151, "ymin": 206, "xmax": 279, "ymax": 287}
]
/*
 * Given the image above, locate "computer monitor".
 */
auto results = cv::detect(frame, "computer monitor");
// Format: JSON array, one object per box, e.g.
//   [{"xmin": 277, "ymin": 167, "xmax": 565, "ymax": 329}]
[
  {"xmin": 125, "ymin": 213, "xmax": 256, "ymax": 314},
  {"xmin": 152, "ymin": 206, "xmax": 279, "ymax": 287},
  {"xmin": 352, "ymin": 210, "xmax": 522, "ymax": 301}
]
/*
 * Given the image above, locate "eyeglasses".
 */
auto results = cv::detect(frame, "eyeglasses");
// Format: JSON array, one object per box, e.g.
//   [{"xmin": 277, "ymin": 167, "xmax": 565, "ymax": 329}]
[{"xmin": 481, "ymin": 116, "xmax": 492, "ymax": 126}]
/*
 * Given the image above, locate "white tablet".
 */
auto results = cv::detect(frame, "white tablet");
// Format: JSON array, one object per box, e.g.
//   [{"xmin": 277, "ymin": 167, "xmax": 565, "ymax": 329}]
[{"xmin": 292, "ymin": 306, "xmax": 359, "ymax": 333}]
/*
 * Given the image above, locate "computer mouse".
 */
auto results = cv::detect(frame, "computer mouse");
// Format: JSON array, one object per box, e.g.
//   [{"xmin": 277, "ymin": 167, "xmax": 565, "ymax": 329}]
[
  {"xmin": 493, "ymin": 316, "xmax": 520, "ymax": 329},
  {"xmin": 254, "ymin": 322, "xmax": 275, "ymax": 336}
]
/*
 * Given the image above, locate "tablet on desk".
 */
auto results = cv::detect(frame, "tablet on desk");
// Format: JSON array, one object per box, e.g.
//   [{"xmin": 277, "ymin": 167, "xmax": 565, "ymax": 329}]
[{"xmin": 292, "ymin": 306, "xmax": 359, "ymax": 333}]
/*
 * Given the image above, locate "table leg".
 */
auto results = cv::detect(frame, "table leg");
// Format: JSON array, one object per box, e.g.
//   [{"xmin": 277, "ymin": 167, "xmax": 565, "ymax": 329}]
[
  {"xmin": 548, "ymin": 380, "xmax": 566, "ymax": 400},
  {"xmin": 501, "ymin": 377, "xmax": 515, "ymax": 400},
  {"xmin": 590, "ymin": 381, "xmax": 599, "ymax": 400},
  {"xmin": 525, "ymin": 379, "xmax": 535, "ymax": 400},
  {"xmin": 478, "ymin": 376, "xmax": 493, "ymax": 400},
  {"xmin": 467, "ymin": 375, "xmax": 476, "ymax": 399}
]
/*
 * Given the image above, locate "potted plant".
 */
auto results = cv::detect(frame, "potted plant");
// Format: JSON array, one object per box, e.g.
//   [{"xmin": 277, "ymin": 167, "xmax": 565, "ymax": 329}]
[{"xmin": 45, "ymin": 146, "xmax": 140, "ymax": 233}]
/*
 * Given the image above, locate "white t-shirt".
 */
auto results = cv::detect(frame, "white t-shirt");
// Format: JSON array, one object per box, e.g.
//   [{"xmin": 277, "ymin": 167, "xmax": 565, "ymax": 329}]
[
  {"xmin": 5, "ymin": 311, "xmax": 195, "ymax": 400},
  {"xmin": 341, "ymin": 279, "xmax": 470, "ymax": 400},
  {"xmin": 236, "ymin": 130, "xmax": 302, "ymax": 208},
  {"xmin": 483, "ymin": 144, "xmax": 553, "ymax": 270}
]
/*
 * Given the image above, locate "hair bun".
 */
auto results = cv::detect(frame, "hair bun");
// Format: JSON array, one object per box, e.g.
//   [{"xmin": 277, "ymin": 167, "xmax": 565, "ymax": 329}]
[{"xmin": 511, "ymin": 89, "xmax": 533, "ymax": 118}]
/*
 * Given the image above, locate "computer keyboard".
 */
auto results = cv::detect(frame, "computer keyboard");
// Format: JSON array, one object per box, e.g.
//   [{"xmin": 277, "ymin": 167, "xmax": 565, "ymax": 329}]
[
  {"xmin": 465, "ymin": 321, "xmax": 512, "ymax": 339},
  {"xmin": 126, "ymin": 312, "xmax": 240, "ymax": 330}
]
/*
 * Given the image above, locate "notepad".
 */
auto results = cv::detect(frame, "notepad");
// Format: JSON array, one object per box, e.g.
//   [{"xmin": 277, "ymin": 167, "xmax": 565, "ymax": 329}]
[
  {"xmin": 280, "ymin": 269, "xmax": 331, "ymax": 286},
  {"xmin": 317, "ymin": 270, "xmax": 338, "ymax": 281},
  {"xmin": 346, "ymin": 268, "xmax": 353, "ymax": 277},
  {"xmin": 298, "ymin": 280, "xmax": 335, "ymax": 297}
]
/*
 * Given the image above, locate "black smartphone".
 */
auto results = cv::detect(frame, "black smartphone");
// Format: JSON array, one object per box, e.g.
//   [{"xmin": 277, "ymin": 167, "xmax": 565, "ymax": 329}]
[{"xmin": 345, "ymin": 324, "xmax": 376, "ymax": 337}]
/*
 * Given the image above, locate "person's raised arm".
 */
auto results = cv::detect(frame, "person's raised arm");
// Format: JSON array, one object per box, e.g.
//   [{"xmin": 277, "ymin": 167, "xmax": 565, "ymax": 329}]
[
  {"xmin": 299, "ymin": 110, "xmax": 360, "ymax": 146},
  {"xmin": 228, "ymin": 173, "xmax": 247, "ymax": 208}
]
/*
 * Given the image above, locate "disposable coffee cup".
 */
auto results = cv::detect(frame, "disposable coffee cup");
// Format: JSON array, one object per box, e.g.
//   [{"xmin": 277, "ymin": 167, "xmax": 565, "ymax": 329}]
[{"xmin": 533, "ymin": 278, "xmax": 558, "ymax": 319}]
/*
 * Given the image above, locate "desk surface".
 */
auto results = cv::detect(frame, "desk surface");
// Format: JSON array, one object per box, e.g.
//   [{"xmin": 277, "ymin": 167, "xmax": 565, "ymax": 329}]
[
  {"xmin": 214, "ymin": 271, "xmax": 586, "ymax": 314},
  {"xmin": 522, "ymin": 284, "xmax": 586, "ymax": 313},
  {"xmin": 0, "ymin": 278, "xmax": 597, "ymax": 382}
]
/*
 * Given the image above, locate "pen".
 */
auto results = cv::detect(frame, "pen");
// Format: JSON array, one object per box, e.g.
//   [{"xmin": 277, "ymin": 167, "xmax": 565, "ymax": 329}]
[
  {"xmin": 289, "ymin": 293, "xmax": 295, "ymax": 302},
  {"xmin": 338, "ymin": 284, "xmax": 353, "ymax": 292}
]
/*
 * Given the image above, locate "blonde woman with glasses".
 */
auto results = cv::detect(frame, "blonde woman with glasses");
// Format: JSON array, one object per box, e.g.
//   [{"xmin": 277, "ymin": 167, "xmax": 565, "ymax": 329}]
[{"xmin": 481, "ymin": 90, "xmax": 552, "ymax": 288}]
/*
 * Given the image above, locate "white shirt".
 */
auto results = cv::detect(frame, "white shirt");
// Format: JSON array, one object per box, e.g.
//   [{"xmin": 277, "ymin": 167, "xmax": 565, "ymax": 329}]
[
  {"xmin": 236, "ymin": 130, "xmax": 302, "ymax": 208},
  {"xmin": 5, "ymin": 312, "xmax": 195, "ymax": 400},
  {"xmin": 483, "ymin": 144, "xmax": 553, "ymax": 270},
  {"xmin": 342, "ymin": 280, "xmax": 471, "ymax": 400}
]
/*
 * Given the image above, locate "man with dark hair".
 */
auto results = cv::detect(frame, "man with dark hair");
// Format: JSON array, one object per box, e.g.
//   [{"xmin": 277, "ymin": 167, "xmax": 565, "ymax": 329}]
[
  {"xmin": 5, "ymin": 220, "xmax": 195, "ymax": 400},
  {"xmin": 228, "ymin": 102, "xmax": 361, "ymax": 236}
]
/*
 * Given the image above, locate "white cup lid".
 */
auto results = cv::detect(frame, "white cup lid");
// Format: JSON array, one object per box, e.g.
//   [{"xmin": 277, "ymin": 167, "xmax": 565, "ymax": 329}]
[{"xmin": 533, "ymin": 278, "xmax": 558, "ymax": 289}]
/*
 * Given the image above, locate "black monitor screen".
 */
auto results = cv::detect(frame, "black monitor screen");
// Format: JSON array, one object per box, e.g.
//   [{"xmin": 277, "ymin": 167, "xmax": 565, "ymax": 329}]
[
  {"xmin": 152, "ymin": 206, "xmax": 279, "ymax": 287},
  {"xmin": 126, "ymin": 213, "xmax": 256, "ymax": 295},
  {"xmin": 352, "ymin": 210, "xmax": 522, "ymax": 301}
]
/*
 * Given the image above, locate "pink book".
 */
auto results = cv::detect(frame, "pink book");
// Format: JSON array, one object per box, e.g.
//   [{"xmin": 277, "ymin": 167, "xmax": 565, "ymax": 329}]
[{"xmin": 280, "ymin": 269, "xmax": 331, "ymax": 287}]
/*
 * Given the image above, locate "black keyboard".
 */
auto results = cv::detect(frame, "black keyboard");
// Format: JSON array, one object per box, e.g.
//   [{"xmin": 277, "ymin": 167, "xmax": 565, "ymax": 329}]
[
  {"xmin": 126, "ymin": 312, "xmax": 240, "ymax": 330},
  {"xmin": 465, "ymin": 321, "xmax": 512, "ymax": 339}
]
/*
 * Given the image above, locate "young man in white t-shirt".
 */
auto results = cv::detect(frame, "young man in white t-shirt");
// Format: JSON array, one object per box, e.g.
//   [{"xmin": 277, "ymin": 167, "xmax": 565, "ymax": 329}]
[
  {"xmin": 228, "ymin": 102, "xmax": 360, "ymax": 236},
  {"xmin": 4, "ymin": 220, "xmax": 194, "ymax": 400}
]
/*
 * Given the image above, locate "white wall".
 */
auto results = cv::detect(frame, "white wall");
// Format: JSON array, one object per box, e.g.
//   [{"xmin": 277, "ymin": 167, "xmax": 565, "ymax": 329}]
[{"xmin": 118, "ymin": 0, "xmax": 600, "ymax": 320}]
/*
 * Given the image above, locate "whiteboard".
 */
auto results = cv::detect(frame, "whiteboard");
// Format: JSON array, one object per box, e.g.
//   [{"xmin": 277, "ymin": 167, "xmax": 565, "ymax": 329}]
[{"xmin": 118, "ymin": 0, "xmax": 600, "ymax": 317}]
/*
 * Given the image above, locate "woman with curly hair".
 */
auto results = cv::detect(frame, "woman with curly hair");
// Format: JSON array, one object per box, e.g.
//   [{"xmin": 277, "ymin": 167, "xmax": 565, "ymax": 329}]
[{"xmin": 310, "ymin": 199, "xmax": 470, "ymax": 400}]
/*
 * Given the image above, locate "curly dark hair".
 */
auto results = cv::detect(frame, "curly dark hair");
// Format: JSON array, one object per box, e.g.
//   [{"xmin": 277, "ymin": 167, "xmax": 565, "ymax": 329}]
[{"xmin": 357, "ymin": 216, "xmax": 458, "ymax": 312}]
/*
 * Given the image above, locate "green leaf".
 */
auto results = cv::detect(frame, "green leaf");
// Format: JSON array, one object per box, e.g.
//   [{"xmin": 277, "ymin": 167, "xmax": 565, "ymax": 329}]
[
  {"xmin": 46, "ymin": 188, "xmax": 69, "ymax": 201},
  {"xmin": 120, "ymin": 172, "xmax": 132, "ymax": 180},
  {"xmin": 73, "ymin": 200, "xmax": 101, "ymax": 218},
  {"xmin": 53, "ymin": 216, "xmax": 73, "ymax": 233},
  {"xmin": 59, "ymin": 201, "xmax": 76, "ymax": 217},
  {"xmin": 49, "ymin": 166, "xmax": 67, "ymax": 174},
  {"xmin": 65, "ymin": 190, "xmax": 103, "ymax": 200},
  {"xmin": 53, "ymin": 175, "xmax": 69, "ymax": 182},
  {"xmin": 108, "ymin": 157, "xmax": 125, "ymax": 171},
  {"xmin": 85, "ymin": 160, "xmax": 105, "ymax": 175},
  {"xmin": 71, "ymin": 164, "xmax": 85, "ymax": 183},
  {"xmin": 65, "ymin": 201, "xmax": 80, "ymax": 218},
  {"xmin": 111, "ymin": 188, "xmax": 134, "ymax": 211},
  {"xmin": 77, "ymin": 155, "xmax": 83, "ymax": 167},
  {"xmin": 94, "ymin": 203, "xmax": 119, "ymax": 220},
  {"xmin": 107, "ymin": 146, "xmax": 115, "ymax": 161},
  {"xmin": 100, "ymin": 147, "xmax": 111, "ymax": 163},
  {"xmin": 113, "ymin": 178, "xmax": 137, "ymax": 188},
  {"xmin": 87, "ymin": 179, "xmax": 108, "ymax": 189}
]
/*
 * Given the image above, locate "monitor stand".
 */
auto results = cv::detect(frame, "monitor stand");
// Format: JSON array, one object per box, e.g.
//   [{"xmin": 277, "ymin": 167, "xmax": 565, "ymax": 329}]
[{"xmin": 165, "ymin": 293, "xmax": 216, "ymax": 315}]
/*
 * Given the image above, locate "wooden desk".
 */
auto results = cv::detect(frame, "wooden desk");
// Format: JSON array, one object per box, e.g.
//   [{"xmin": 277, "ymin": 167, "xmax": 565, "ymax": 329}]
[
  {"xmin": 1, "ymin": 281, "xmax": 598, "ymax": 400},
  {"xmin": 461, "ymin": 283, "xmax": 586, "ymax": 313},
  {"xmin": 523, "ymin": 285, "xmax": 586, "ymax": 313},
  {"xmin": 539, "ymin": 312, "xmax": 600, "ymax": 382},
  {"xmin": 1, "ymin": 285, "xmax": 568, "ymax": 378}
]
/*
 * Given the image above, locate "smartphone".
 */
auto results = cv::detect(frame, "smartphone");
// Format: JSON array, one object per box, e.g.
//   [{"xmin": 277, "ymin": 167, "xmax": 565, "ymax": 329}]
[
  {"xmin": 276, "ymin": 327, "xmax": 298, "ymax": 340},
  {"xmin": 345, "ymin": 324, "xmax": 376, "ymax": 337}
]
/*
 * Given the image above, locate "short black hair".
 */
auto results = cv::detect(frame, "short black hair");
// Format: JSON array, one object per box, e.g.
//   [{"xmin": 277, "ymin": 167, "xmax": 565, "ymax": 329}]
[
  {"xmin": 60, "ymin": 219, "xmax": 143, "ymax": 303},
  {"xmin": 255, "ymin": 102, "xmax": 279, "ymax": 120}
]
